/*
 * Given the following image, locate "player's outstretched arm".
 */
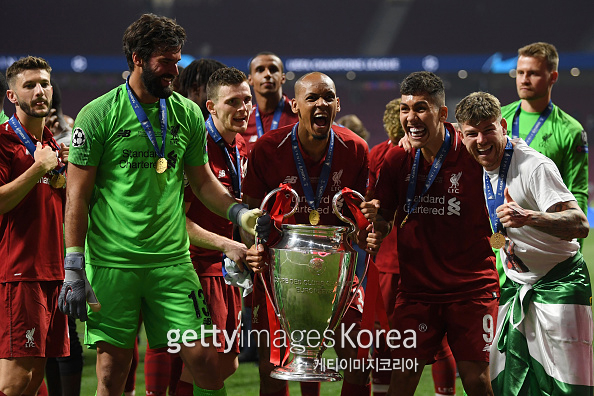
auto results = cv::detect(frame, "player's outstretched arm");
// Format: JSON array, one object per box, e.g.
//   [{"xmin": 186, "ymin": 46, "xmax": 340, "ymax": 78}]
[
  {"xmin": 184, "ymin": 202, "xmax": 248, "ymax": 269},
  {"xmin": 497, "ymin": 188, "xmax": 589, "ymax": 241},
  {"xmin": 185, "ymin": 163, "xmax": 264, "ymax": 236}
]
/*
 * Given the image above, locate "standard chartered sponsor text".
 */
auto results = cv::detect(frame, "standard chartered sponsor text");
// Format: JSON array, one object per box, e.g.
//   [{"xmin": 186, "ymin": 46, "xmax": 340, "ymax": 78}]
[{"xmin": 120, "ymin": 149, "xmax": 159, "ymax": 169}]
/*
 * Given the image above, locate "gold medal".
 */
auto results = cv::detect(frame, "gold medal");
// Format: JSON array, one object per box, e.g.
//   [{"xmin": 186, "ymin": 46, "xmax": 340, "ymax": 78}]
[
  {"xmin": 490, "ymin": 232, "xmax": 506, "ymax": 249},
  {"xmin": 50, "ymin": 173, "xmax": 66, "ymax": 189},
  {"xmin": 309, "ymin": 210, "xmax": 320, "ymax": 225},
  {"xmin": 156, "ymin": 157, "xmax": 167, "ymax": 174}
]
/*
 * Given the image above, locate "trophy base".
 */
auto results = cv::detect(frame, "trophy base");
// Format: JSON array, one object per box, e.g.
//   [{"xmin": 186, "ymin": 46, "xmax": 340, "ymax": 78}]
[{"xmin": 270, "ymin": 356, "xmax": 342, "ymax": 382}]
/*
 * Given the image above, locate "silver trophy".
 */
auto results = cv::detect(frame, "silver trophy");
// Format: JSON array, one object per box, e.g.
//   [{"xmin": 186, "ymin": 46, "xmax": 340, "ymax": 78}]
[{"xmin": 258, "ymin": 187, "xmax": 366, "ymax": 382}]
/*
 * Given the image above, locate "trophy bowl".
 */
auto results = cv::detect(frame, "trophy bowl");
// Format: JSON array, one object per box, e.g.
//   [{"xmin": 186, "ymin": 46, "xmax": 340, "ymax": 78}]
[{"xmin": 259, "ymin": 187, "xmax": 364, "ymax": 382}]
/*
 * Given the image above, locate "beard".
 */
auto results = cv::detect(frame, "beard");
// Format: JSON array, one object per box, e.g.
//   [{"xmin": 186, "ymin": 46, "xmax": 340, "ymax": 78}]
[
  {"xmin": 17, "ymin": 95, "xmax": 51, "ymax": 118},
  {"xmin": 141, "ymin": 66, "xmax": 175, "ymax": 99}
]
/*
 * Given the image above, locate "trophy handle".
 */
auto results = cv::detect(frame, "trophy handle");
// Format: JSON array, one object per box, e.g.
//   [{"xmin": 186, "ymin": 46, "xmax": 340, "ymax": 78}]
[
  {"xmin": 259, "ymin": 186, "xmax": 300, "ymax": 215},
  {"xmin": 332, "ymin": 189, "xmax": 371, "ymax": 323},
  {"xmin": 332, "ymin": 189, "xmax": 365, "ymax": 236},
  {"xmin": 257, "ymin": 186, "xmax": 300, "ymax": 321}
]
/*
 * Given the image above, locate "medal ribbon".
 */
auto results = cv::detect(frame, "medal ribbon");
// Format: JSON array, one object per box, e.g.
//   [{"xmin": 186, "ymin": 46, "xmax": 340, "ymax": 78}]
[
  {"xmin": 125, "ymin": 77, "xmax": 167, "ymax": 162},
  {"xmin": 254, "ymin": 97, "xmax": 284, "ymax": 138},
  {"xmin": 511, "ymin": 101, "xmax": 553, "ymax": 145},
  {"xmin": 404, "ymin": 126, "xmax": 452, "ymax": 220},
  {"xmin": 9, "ymin": 116, "xmax": 64, "ymax": 174},
  {"xmin": 484, "ymin": 139, "xmax": 514, "ymax": 233},
  {"xmin": 205, "ymin": 116, "xmax": 241, "ymax": 198},
  {"xmin": 290, "ymin": 123, "xmax": 335, "ymax": 213}
]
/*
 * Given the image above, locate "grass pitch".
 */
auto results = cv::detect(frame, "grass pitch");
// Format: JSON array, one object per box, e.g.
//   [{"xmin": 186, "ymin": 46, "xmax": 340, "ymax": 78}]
[{"xmin": 77, "ymin": 234, "xmax": 594, "ymax": 395}]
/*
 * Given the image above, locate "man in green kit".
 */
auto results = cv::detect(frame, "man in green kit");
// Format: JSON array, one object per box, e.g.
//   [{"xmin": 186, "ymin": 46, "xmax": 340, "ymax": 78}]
[
  {"xmin": 58, "ymin": 14, "xmax": 262, "ymax": 396},
  {"xmin": 502, "ymin": 42, "xmax": 588, "ymax": 239}
]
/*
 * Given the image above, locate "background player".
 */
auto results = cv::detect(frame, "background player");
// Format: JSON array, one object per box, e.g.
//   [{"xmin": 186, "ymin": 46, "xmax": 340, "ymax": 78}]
[
  {"xmin": 242, "ymin": 51, "xmax": 298, "ymax": 153},
  {"xmin": 174, "ymin": 67, "xmax": 252, "ymax": 395},
  {"xmin": 501, "ymin": 42, "xmax": 588, "ymax": 247}
]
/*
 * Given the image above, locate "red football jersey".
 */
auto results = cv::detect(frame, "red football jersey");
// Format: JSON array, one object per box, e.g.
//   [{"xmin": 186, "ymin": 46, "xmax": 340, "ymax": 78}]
[
  {"xmin": 375, "ymin": 123, "xmax": 498, "ymax": 302},
  {"xmin": 184, "ymin": 133, "xmax": 248, "ymax": 276},
  {"xmin": 243, "ymin": 124, "xmax": 369, "ymax": 226},
  {"xmin": 241, "ymin": 95, "xmax": 298, "ymax": 153},
  {"xmin": 0, "ymin": 121, "xmax": 65, "ymax": 282},
  {"xmin": 367, "ymin": 140, "xmax": 400, "ymax": 274}
]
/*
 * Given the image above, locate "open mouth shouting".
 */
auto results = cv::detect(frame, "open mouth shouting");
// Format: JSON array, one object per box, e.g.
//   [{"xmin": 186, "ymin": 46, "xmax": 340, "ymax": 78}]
[{"xmin": 313, "ymin": 113, "xmax": 329, "ymax": 129}]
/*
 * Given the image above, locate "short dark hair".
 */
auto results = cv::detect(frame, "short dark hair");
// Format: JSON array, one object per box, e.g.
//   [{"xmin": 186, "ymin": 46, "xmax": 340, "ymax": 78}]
[
  {"xmin": 6, "ymin": 56, "xmax": 52, "ymax": 89},
  {"xmin": 248, "ymin": 51, "xmax": 284, "ymax": 74},
  {"xmin": 122, "ymin": 13, "xmax": 186, "ymax": 71},
  {"xmin": 399, "ymin": 71, "xmax": 445, "ymax": 107},
  {"xmin": 455, "ymin": 91, "xmax": 501, "ymax": 127},
  {"xmin": 518, "ymin": 42, "xmax": 559, "ymax": 72},
  {"xmin": 206, "ymin": 67, "xmax": 248, "ymax": 102},
  {"xmin": 178, "ymin": 58, "xmax": 226, "ymax": 97}
]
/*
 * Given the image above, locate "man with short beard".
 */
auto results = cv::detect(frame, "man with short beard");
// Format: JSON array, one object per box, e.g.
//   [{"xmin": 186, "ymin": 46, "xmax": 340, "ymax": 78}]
[
  {"xmin": 59, "ymin": 14, "xmax": 263, "ymax": 396},
  {"xmin": 0, "ymin": 56, "xmax": 69, "ymax": 396}
]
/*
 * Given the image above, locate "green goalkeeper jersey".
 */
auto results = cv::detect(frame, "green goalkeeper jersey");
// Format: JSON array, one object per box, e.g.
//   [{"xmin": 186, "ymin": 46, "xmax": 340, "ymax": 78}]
[
  {"xmin": 501, "ymin": 100, "xmax": 588, "ymax": 216},
  {"xmin": 69, "ymin": 84, "xmax": 208, "ymax": 268}
]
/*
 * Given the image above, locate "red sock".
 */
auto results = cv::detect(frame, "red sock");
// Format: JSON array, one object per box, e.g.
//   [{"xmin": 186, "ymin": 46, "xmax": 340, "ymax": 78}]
[
  {"xmin": 340, "ymin": 381, "xmax": 371, "ymax": 396},
  {"xmin": 36, "ymin": 380, "xmax": 49, "ymax": 396},
  {"xmin": 300, "ymin": 382, "xmax": 320, "ymax": 396},
  {"xmin": 432, "ymin": 353, "xmax": 456, "ymax": 395},
  {"xmin": 174, "ymin": 380, "xmax": 193, "ymax": 396},
  {"xmin": 125, "ymin": 338, "xmax": 139, "ymax": 393},
  {"xmin": 169, "ymin": 354, "xmax": 183, "ymax": 395},
  {"xmin": 144, "ymin": 346, "xmax": 172, "ymax": 394},
  {"xmin": 260, "ymin": 383, "xmax": 289, "ymax": 396}
]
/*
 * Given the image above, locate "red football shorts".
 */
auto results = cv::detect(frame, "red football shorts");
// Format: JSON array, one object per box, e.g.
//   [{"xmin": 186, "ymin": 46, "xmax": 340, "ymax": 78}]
[
  {"xmin": 199, "ymin": 276, "xmax": 242, "ymax": 354},
  {"xmin": 378, "ymin": 271, "xmax": 400, "ymax": 327},
  {"xmin": 0, "ymin": 281, "xmax": 69, "ymax": 358},
  {"xmin": 390, "ymin": 297, "xmax": 498, "ymax": 363}
]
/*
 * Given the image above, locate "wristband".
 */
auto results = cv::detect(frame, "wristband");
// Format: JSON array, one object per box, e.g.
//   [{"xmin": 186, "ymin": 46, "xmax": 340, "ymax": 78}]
[
  {"xmin": 66, "ymin": 246, "xmax": 84, "ymax": 254},
  {"xmin": 64, "ymin": 251, "xmax": 85, "ymax": 270},
  {"xmin": 227, "ymin": 202, "xmax": 248, "ymax": 226}
]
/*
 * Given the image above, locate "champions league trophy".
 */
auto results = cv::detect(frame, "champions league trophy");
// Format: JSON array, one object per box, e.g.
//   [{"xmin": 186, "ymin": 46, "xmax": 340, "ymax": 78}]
[{"xmin": 258, "ymin": 186, "xmax": 367, "ymax": 382}]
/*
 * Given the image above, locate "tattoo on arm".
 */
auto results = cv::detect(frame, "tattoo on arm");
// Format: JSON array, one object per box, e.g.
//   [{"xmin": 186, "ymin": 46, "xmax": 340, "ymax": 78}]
[{"xmin": 531, "ymin": 201, "xmax": 589, "ymax": 240}]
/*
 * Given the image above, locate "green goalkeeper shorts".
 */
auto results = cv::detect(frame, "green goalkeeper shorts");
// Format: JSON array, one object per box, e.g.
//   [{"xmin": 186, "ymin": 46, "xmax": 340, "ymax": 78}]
[{"xmin": 84, "ymin": 262, "xmax": 213, "ymax": 349}]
